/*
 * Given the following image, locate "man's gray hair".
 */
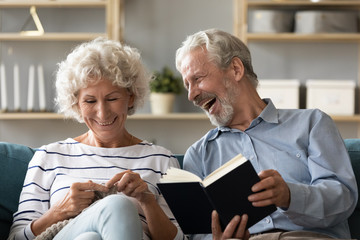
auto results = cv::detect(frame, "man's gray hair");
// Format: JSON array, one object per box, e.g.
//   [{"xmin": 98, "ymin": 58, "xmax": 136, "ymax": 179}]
[{"xmin": 175, "ymin": 29, "xmax": 258, "ymax": 88}]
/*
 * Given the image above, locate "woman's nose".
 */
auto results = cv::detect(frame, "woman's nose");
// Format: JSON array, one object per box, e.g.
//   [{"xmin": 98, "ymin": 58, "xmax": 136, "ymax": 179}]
[{"xmin": 96, "ymin": 101, "xmax": 109, "ymax": 119}]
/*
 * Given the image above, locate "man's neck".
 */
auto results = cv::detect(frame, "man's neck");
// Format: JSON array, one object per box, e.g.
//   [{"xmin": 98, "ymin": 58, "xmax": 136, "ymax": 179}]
[{"xmin": 227, "ymin": 97, "xmax": 267, "ymax": 131}]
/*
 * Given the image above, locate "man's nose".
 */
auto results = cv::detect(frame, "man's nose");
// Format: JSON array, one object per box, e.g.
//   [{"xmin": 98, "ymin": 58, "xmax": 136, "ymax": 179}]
[{"xmin": 187, "ymin": 83, "xmax": 199, "ymax": 102}]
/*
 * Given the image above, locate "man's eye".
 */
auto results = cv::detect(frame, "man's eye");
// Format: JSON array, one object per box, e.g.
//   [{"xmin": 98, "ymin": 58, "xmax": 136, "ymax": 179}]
[
  {"xmin": 184, "ymin": 83, "xmax": 189, "ymax": 90},
  {"xmin": 195, "ymin": 76, "xmax": 203, "ymax": 81},
  {"xmin": 107, "ymin": 98, "xmax": 118, "ymax": 102},
  {"xmin": 85, "ymin": 100, "xmax": 96, "ymax": 103}
]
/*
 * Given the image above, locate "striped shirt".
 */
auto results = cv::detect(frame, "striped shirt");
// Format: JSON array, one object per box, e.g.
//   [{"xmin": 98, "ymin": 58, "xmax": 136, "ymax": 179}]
[{"xmin": 8, "ymin": 138, "xmax": 185, "ymax": 240}]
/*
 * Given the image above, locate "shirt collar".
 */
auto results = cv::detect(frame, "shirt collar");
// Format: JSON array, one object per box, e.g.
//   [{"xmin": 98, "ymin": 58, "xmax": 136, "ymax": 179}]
[
  {"xmin": 207, "ymin": 98, "xmax": 279, "ymax": 141},
  {"xmin": 258, "ymin": 98, "xmax": 279, "ymax": 124}
]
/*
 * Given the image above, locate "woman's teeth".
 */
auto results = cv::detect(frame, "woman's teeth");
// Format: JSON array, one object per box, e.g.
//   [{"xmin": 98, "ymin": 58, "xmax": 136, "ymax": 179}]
[{"xmin": 98, "ymin": 119, "xmax": 115, "ymax": 126}]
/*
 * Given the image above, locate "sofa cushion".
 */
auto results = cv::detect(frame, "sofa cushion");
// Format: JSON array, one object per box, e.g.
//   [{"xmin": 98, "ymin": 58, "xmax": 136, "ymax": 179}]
[
  {"xmin": 344, "ymin": 138, "xmax": 360, "ymax": 239},
  {"xmin": 0, "ymin": 142, "xmax": 35, "ymax": 239}
]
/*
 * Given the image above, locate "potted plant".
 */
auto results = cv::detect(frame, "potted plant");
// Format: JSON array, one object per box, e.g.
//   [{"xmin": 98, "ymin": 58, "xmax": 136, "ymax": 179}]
[{"xmin": 150, "ymin": 66, "xmax": 182, "ymax": 114}]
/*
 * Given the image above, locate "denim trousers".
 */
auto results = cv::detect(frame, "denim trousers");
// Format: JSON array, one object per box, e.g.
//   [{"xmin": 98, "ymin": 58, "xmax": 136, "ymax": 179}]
[{"xmin": 53, "ymin": 194, "xmax": 142, "ymax": 240}]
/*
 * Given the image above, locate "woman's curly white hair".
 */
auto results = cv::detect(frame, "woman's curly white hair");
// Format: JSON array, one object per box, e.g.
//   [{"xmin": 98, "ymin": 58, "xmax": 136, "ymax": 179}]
[{"xmin": 55, "ymin": 37, "xmax": 150, "ymax": 122}]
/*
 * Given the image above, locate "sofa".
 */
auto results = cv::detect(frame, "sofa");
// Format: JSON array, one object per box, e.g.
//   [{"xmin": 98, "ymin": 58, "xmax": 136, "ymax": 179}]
[{"xmin": 0, "ymin": 140, "xmax": 359, "ymax": 239}]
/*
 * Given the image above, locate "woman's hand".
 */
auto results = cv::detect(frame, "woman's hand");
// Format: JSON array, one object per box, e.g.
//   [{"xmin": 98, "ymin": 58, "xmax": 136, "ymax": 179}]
[
  {"xmin": 52, "ymin": 180, "xmax": 109, "ymax": 219},
  {"xmin": 106, "ymin": 170, "xmax": 153, "ymax": 204},
  {"xmin": 212, "ymin": 211, "xmax": 250, "ymax": 240},
  {"xmin": 31, "ymin": 180, "xmax": 108, "ymax": 236}
]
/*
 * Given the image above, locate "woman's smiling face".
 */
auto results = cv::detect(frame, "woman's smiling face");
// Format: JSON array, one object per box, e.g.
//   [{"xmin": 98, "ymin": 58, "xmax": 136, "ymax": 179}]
[{"xmin": 77, "ymin": 79, "xmax": 134, "ymax": 142}]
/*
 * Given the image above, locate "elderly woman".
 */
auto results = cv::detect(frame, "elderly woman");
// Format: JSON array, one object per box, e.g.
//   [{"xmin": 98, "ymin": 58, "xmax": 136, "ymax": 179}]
[{"xmin": 8, "ymin": 38, "xmax": 185, "ymax": 240}]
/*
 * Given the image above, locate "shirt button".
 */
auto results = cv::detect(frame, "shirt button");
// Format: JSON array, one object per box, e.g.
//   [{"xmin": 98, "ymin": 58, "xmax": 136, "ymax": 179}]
[
  {"xmin": 296, "ymin": 153, "xmax": 301, "ymax": 158},
  {"xmin": 265, "ymin": 218, "xmax": 271, "ymax": 224}
]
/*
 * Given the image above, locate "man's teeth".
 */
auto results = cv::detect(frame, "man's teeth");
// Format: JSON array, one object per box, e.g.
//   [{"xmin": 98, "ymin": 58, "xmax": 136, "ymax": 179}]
[
  {"xmin": 201, "ymin": 98, "xmax": 216, "ymax": 111},
  {"xmin": 202, "ymin": 99, "xmax": 213, "ymax": 109}
]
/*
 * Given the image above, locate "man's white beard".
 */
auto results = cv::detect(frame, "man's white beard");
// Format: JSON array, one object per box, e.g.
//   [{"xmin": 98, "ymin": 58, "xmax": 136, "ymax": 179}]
[{"xmin": 205, "ymin": 98, "xmax": 234, "ymax": 127}]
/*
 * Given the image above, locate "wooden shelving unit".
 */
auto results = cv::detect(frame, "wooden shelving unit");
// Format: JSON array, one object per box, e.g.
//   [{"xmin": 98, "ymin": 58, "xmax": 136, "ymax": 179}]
[
  {"xmin": 0, "ymin": 0, "xmax": 123, "ymax": 121},
  {"xmin": 234, "ymin": 0, "xmax": 360, "ymax": 44},
  {"xmin": 1, "ymin": 0, "xmax": 359, "ymax": 127},
  {"xmin": 0, "ymin": 0, "xmax": 123, "ymax": 41},
  {"xmin": 233, "ymin": 0, "xmax": 360, "ymax": 133}
]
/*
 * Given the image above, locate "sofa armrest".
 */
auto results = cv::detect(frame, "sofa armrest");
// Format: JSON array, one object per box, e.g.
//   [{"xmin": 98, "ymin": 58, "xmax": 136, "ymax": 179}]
[
  {"xmin": 0, "ymin": 142, "xmax": 35, "ymax": 239},
  {"xmin": 344, "ymin": 139, "xmax": 360, "ymax": 239}
]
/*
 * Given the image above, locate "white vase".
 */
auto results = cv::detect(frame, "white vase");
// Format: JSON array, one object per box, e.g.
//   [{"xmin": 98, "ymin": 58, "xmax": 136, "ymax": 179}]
[{"xmin": 150, "ymin": 92, "xmax": 176, "ymax": 114}]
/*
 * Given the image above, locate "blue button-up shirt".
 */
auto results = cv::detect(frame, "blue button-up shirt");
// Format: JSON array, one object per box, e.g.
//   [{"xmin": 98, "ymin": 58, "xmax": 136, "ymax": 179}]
[{"xmin": 184, "ymin": 99, "xmax": 358, "ymax": 239}]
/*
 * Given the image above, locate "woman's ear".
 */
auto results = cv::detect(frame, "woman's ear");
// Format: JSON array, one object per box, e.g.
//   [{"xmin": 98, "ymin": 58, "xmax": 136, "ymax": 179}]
[
  {"xmin": 230, "ymin": 57, "xmax": 245, "ymax": 82},
  {"xmin": 128, "ymin": 93, "xmax": 135, "ymax": 108}
]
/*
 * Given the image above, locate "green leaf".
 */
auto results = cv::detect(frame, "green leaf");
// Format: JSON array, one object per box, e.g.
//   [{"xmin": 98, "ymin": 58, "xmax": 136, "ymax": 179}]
[{"xmin": 150, "ymin": 66, "xmax": 182, "ymax": 94}]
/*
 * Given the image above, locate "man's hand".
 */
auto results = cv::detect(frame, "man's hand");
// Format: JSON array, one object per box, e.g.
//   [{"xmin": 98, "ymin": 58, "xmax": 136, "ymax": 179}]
[
  {"xmin": 212, "ymin": 210, "xmax": 250, "ymax": 240},
  {"xmin": 248, "ymin": 169, "xmax": 290, "ymax": 208}
]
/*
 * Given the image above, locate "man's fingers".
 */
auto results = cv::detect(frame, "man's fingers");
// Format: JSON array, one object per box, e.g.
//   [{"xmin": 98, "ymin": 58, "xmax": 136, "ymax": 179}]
[
  {"xmin": 223, "ymin": 214, "xmax": 241, "ymax": 238},
  {"xmin": 234, "ymin": 214, "xmax": 248, "ymax": 238},
  {"xmin": 211, "ymin": 210, "xmax": 222, "ymax": 238}
]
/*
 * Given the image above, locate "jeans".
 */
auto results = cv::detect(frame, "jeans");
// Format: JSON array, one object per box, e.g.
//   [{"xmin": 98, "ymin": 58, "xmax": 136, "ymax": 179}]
[{"xmin": 53, "ymin": 194, "xmax": 143, "ymax": 240}]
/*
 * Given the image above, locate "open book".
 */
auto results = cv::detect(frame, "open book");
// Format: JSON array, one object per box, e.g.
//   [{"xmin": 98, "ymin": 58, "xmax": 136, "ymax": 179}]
[{"xmin": 157, "ymin": 153, "xmax": 276, "ymax": 234}]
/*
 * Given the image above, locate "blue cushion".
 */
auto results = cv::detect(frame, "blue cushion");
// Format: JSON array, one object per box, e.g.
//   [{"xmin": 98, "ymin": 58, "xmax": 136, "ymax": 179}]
[
  {"xmin": 0, "ymin": 142, "xmax": 35, "ymax": 239},
  {"xmin": 344, "ymin": 139, "xmax": 360, "ymax": 239},
  {"xmin": 174, "ymin": 154, "xmax": 184, "ymax": 168}
]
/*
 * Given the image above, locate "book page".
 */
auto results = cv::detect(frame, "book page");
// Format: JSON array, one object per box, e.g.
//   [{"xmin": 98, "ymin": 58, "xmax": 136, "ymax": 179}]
[
  {"xmin": 160, "ymin": 167, "xmax": 202, "ymax": 183},
  {"xmin": 202, "ymin": 153, "xmax": 247, "ymax": 187}
]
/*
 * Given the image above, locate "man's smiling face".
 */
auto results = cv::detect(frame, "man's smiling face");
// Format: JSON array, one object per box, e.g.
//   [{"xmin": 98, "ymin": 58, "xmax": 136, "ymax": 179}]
[{"xmin": 180, "ymin": 48, "xmax": 235, "ymax": 126}]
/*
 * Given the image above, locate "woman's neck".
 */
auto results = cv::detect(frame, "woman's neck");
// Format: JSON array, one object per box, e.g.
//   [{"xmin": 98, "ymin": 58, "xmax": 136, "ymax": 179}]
[{"xmin": 74, "ymin": 131, "xmax": 141, "ymax": 148}]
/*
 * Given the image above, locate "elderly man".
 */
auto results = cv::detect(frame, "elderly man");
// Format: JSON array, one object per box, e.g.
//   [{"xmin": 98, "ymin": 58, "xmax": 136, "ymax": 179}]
[{"xmin": 175, "ymin": 29, "xmax": 358, "ymax": 240}]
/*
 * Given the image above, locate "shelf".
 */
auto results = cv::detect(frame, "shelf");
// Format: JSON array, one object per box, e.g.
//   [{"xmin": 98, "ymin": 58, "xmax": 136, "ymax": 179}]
[
  {"xmin": 331, "ymin": 115, "xmax": 360, "ymax": 123},
  {"xmin": 1, "ymin": 112, "xmax": 360, "ymax": 122},
  {"xmin": 129, "ymin": 113, "xmax": 208, "ymax": 120},
  {"xmin": 247, "ymin": 1, "xmax": 360, "ymax": 7},
  {"xmin": 0, "ymin": 112, "xmax": 208, "ymax": 120},
  {"xmin": 0, "ymin": 33, "xmax": 107, "ymax": 41},
  {"xmin": 0, "ymin": 1, "xmax": 107, "ymax": 8},
  {"xmin": 0, "ymin": 112, "xmax": 63, "ymax": 120},
  {"xmin": 246, "ymin": 33, "xmax": 360, "ymax": 42}
]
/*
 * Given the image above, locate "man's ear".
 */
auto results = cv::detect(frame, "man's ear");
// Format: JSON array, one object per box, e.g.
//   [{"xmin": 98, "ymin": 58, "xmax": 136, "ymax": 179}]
[{"xmin": 230, "ymin": 57, "xmax": 245, "ymax": 82}]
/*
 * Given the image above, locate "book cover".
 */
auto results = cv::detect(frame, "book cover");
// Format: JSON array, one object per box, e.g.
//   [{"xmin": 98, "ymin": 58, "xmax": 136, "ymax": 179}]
[
  {"xmin": 157, "ymin": 154, "xmax": 277, "ymax": 234},
  {"xmin": 157, "ymin": 182, "xmax": 213, "ymax": 234}
]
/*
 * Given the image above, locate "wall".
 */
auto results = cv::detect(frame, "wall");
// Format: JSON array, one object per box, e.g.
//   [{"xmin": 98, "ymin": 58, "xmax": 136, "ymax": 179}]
[{"xmin": 0, "ymin": 0, "xmax": 358, "ymax": 154}]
